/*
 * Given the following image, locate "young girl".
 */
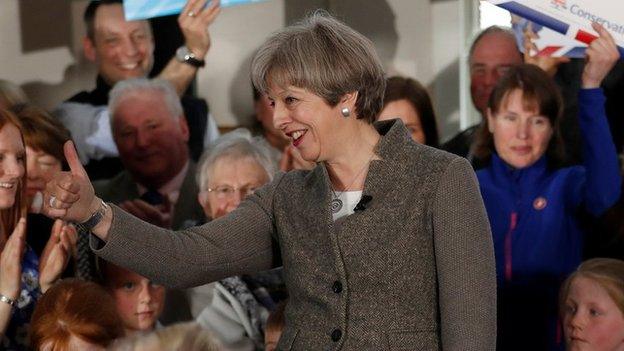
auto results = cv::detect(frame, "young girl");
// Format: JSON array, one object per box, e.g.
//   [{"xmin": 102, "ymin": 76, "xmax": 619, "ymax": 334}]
[{"xmin": 560, "ymin": 258, "xmax": 624, "ymax": 351}]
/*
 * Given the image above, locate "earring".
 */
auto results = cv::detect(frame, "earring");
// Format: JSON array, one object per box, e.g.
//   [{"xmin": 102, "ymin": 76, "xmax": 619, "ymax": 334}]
[{"xmin": 341, "ymin": 107, "xmax": 350, "ymax": 118}]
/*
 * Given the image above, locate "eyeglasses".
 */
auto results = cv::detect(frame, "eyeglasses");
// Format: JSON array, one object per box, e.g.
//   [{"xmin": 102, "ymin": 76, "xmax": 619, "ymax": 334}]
[{"xmin": 206, "ymin": 185, "xmax": 259, "ymax": 199}]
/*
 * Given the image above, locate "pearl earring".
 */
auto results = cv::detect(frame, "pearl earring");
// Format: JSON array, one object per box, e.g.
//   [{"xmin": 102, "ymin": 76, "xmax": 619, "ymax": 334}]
[{"xmin": 341, "ymin": 107, "xmax": 350, "ymax": 118}]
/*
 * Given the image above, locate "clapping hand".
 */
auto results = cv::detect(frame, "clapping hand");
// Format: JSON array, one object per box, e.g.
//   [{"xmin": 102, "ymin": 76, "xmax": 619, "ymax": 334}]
[
  {"xmin": 0, "ymin": 218, "xmax": 26, "ymax": 301},
  {"xmin": 38, "ymin": 220, "xmax": 77, "ymax": 293},
  {"xmin": 582, "ymin": 22, "xmax": 620, "ymax": 89}
]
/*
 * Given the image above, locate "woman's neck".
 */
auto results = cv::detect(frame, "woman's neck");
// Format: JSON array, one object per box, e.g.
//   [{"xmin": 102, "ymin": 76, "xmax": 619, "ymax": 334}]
[{"xmin": 325, "ymin": 122, "xmax": 380, "ymax": 191}]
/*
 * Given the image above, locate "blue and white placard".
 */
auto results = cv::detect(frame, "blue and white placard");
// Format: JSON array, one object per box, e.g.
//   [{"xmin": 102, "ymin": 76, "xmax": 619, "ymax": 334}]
[{"xmin": 487, "ymin": 0, "xmax": 624, "ymax": 57}]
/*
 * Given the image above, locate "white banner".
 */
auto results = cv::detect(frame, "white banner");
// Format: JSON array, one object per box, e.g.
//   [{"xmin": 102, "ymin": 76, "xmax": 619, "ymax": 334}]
[{"xmin": 487, "ymin": 0, "xmax": 624, "ymax": 57}]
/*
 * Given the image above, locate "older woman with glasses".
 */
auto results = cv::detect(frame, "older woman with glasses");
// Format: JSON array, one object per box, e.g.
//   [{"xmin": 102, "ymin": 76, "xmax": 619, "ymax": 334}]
[
  {"xmin": 191, "ymin": 129, "xmax": 285, "ymax": 351},
  {"xmin": 44, "ymin": 12, "xmax": 495, "ymax": 349}
]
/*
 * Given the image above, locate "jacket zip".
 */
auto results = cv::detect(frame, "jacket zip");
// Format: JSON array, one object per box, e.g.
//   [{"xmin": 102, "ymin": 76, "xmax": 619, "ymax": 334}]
[{"xmin": 504, "ymin": 212, "xmax": 518, "ymax": 282}]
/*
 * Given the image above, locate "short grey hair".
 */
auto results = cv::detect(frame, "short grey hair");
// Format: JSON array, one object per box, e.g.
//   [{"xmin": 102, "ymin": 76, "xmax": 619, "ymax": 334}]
[
  {"xmin": 468, "ymin": 25, "xmax": 520, "ymax": 65},
  {"xmin": 196, "ymin": 128, "xmax": 277, "ymax": 191},
  {"xmin": 108, "ymin": 78, "xmax": 183, "ymax": 124},
  {"xmin": 251, "ymin": 11, "xmax": 386, "ymax": 123}
]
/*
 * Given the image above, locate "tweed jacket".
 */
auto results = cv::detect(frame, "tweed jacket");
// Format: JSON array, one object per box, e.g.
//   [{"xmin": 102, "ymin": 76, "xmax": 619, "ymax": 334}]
[
  {"xmin": 93, "ymin": 161, "xmax": 205, "ymax": 230},
  {"xmin": 92, "ymin": 120, "xmax": 496, "ymax": 350}
]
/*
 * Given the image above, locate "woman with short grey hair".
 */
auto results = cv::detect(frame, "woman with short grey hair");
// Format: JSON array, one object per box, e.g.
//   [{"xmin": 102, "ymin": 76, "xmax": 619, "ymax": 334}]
[
  {"xmin": 45, "ymin": 12, "xmax": 496, "ymax": 350},
  {"xmin": 196, "ymin": 128, "xmax": 276, "ymax": 195},
  {"xmin": 192, "ymin": 129, "xmax": 285, "ymax": 350}
]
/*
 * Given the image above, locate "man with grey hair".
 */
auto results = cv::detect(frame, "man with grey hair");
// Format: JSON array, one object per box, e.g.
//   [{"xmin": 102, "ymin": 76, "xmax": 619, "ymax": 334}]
[
  {"xmin": 442, "ymin": 26, "xmax": 523, "ymax": 166},
  {"xmin": 93, "ymin": 78, "xmax": 204, "ymax": 231},
  {"xmin": 93, "ymin": 78, "xmax": 205, "ymax": 325}
]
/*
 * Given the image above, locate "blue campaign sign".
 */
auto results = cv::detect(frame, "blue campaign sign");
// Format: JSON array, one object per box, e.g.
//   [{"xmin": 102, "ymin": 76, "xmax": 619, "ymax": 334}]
[{"xmin": 124, "ymin": 0, "xmax": 267, "ymax": 21}]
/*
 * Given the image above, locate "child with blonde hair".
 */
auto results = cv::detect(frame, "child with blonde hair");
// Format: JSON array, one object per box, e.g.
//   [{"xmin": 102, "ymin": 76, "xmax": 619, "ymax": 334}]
[{"xmin": 560, "ymin": 258, "xmax": 624, "ymax": 350}]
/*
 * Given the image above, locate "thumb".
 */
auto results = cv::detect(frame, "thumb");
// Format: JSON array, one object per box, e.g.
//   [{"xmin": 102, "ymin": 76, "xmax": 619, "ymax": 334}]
[{"xmin": 64, "ymin": 141, "xmax": 88, "ymax": 179}]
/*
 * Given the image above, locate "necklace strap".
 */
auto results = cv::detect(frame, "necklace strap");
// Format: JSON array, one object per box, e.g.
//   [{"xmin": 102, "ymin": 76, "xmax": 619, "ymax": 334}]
[{"xmin": 330, "ymin": 153, "xmax": 375, "ymax": 194}]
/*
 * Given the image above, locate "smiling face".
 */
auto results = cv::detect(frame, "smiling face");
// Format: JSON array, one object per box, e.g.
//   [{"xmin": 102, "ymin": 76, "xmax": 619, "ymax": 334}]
[
  {"xmin": 563, "ymin": 276, "xmax": 624, "ymax": 351},
  {"xmin": 0, "ymin": 123, "xmax": 25, "ymax": 210},
  {"xmin": 105, "ymin": 264, "xmax": 165, "ymax": 335},
  {"xmin": 199, "ymin": 155, "xmax": 270, "ymax": 220},
  {"xmin": 25, "ymin": 146, "xmax": 61, "ymax": 204},
  {"xmin": 84, "ymin": 3, "xmax": 154, "ymax": 86},
  {"xmin": 377, "ymin": 99, "xmax": 425, "ymax": 144},
  {"xmin": 487, "ymin": 89, "xmax": 553, "ymax": 169},
  {"xmin": 112, "ymin": 91, "xmax": 189, "ymax": 188},
  {"xmin": 268, "ymin": 85, "xmax": 350, "ymax": 163},
  {"xmin": 470, "ymin": 32, "xmax": 522, "ymax": 116}
]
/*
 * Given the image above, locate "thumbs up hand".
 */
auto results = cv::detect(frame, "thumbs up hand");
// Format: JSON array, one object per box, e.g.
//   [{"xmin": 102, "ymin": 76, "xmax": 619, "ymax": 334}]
[{"xmin": 43, "ymin": 141, "xmax": 98, "ymax": 223}]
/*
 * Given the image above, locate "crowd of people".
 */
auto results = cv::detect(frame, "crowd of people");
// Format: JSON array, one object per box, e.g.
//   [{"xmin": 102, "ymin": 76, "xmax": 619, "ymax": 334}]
[{"xmin": 0, "ymin": 0, "xmax": 624, "ymax": 350}]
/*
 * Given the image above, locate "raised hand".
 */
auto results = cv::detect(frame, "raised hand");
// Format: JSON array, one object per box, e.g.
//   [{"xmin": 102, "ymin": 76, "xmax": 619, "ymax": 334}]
[
  {"xmin": 523, "ymin": 22, "xmax": 570, "ymax": 77},
  {"xmin": 120, "ymin": 198, "xmax": 173, "ymax": 229},
  {"xmin": 582, "ymin": 22, "xmax": 620, "ymax": 89},
  {"xmin": 43, "ymin": 141, "xmax": 98, "ymax": 223},
  {"xmin": 178, "ymin": 0, "xmax": 221, "ymax": 59},
  {"xmin": 38, "ymin": 220, "xmax": 77, "ymax": 293},
  {"xmin": 0, "ymin": 218, "xmax": 26, "ymax": 301}
]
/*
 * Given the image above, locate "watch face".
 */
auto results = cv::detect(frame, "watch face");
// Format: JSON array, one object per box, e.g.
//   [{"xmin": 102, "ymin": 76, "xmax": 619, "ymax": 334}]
[
  {"xmin": 175, "ymin": 46, "xmax": 204, "ymax": 67},
  {"xmin": 176, "ymin": 46, "xmax": 195, "ymax": 61}
]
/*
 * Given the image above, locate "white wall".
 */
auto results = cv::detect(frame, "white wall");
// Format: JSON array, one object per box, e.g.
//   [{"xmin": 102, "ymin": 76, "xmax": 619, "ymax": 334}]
[{"xmin": 0, "ymin": 0, "xmax": 467, "ymax": 140}]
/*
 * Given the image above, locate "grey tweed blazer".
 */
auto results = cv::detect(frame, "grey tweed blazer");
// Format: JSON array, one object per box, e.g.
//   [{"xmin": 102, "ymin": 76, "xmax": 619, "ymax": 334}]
[{"xmin": 92, "ymin": 120, "xmax": 496, "ymax": 350}]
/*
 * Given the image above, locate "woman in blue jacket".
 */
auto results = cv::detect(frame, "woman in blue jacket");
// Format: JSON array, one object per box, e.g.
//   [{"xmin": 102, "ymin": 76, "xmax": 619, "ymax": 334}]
[{"xmin": 474, "ymin": 23, "xmax": 622, "ymax": 350}]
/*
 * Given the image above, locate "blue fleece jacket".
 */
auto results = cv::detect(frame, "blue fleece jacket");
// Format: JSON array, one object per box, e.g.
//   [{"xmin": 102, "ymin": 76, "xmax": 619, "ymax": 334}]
[{"xmin": 477, "ymin": 88, "xmax": 621, "ymax": 350}]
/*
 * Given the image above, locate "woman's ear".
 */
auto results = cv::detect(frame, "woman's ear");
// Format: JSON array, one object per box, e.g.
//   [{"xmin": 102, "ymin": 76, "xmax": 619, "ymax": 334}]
[{"xmin": 340, "ymin": 91, "xmax": 359, "ymax": 108}]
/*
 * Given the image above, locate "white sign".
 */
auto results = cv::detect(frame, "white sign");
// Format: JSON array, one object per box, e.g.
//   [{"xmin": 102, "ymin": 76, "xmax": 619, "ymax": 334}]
[{"xmin": 488, "ymin": 0, "xmax": 624, "ymax": 57}]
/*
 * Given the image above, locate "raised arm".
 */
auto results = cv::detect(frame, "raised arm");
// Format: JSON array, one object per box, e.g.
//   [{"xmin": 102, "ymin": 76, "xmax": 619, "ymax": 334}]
[
  {"xmin": 575, "ymin": 23, "xmax": 622, "ymax": 216},
  {"xmin": 43, "ymin": 141, "xmax": 277, "ymax": 288},
  {"xmin": 432, "ymin": 157, "xmax": 496, "ymax": 350},
  {"xmin": 157, "ymin": 0, "xmax": 221, "ymax": 96}
]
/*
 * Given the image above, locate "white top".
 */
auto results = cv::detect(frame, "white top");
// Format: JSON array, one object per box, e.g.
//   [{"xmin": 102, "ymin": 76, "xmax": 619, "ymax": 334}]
[{"xmin": 332, "ymin": 190, "xmax": 363, "ymax": 221}]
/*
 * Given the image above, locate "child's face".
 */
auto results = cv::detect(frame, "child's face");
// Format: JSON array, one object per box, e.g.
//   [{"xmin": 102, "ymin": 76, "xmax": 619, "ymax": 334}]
[
  {"xmin": 563, "ymin": 276, "xmax": 624, "ymax": 351},
  {"xmin": 264, "ymin": 327, "xmax": 282, "ymax": 351},
  {"xmin": 105, "ymin": 264, "xmax": 165, "ymax": 334}
]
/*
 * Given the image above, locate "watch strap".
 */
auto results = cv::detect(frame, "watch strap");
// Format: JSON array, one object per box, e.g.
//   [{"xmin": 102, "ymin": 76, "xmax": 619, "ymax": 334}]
[
  {"xmin": 75, "ymin": 199, "xmax": 108, "ymax": 233},
  {"xmin": 183, "ymin": 56, "xmax": 205, "ymax": 68}
]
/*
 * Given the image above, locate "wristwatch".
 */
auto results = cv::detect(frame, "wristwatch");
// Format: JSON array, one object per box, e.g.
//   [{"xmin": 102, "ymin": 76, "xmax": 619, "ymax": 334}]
[
  {"xmin": 175, "ymin": 45, "xmax": 205, "ymax": 68},
  {"xmin": 75, "ymin": 199, "xmax": 109, "ymax": 233}
]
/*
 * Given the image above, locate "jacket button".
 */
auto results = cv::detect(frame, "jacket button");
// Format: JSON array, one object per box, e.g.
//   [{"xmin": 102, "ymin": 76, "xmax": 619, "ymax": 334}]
[
  {"xmin": 331, "ymin": 328, "xmax": 342, "ymax": 342},
  {"xmin": 332, "ymin": 281, "xmax": 343, "ymax": 294}
]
